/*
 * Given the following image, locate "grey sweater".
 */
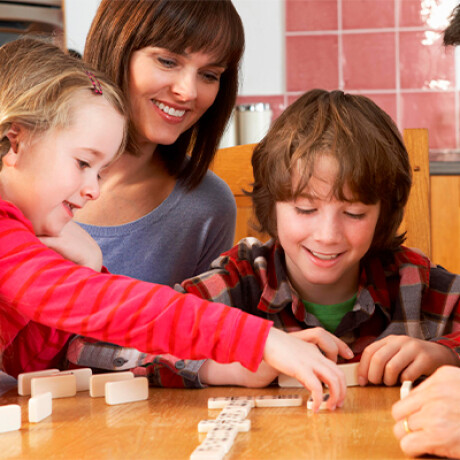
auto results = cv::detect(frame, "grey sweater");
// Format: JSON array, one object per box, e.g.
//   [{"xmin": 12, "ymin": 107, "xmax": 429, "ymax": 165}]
[{"xmin": 79, "ymin": 169, "xmax": 236, "ymax": 286}]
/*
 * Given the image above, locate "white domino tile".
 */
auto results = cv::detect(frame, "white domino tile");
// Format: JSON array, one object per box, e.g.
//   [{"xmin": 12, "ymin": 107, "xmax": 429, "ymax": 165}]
[
  {"xmin": 204, "ymin": 430, "xmax": 235, "ymax": 453},
  {"xmin": 31, "ymin": 374, "xmax": 76, "ymax": 399},
  {"xmin": 219, "ymin": 404, "xmax": 251, "ymax": 418},
  {"xmin": 105, "ymin": 377, "xmax": 149, "ymax": 405},
  {"xmin": 254, "ymin": 394, "xmax": 302, "ymax": 407},
  {"xmin": 190, "ymin": 439, "xmax": 226, "ymax": 460},
  {"xmin": 28, "ymin": 392, "xmax": 52, "ymax": 423},
  {"xmin": 400, "ymin": 380, "xmax": 413, "ymax": 399},
  {"xmin": 207, "ymin": 396, "xmax": 254, "ymax": 409},
  {"xmin": 339, "ymin": 362, "xmax": 359, "ymax": 387},
  {"xmin": 307, "ymin": 393, "xmax": 330, "ymax": 411},
  {"xmin": 89, "ymin": 372, "xmax": 134, "ymax": 398},
  {"xmin": 59, "ymin": 368, "xmax": 92, "ymax": 392},
  {"xmin": 18, "ymin": 369, "xmax": 59, "ymax": 396},
  {"xmin": 216, "ymin": 410, "xmax": 247, "ymax": 423},
  {"xmin": 0, "ymin": 405, "xmax": 21, "ymax": 433},
  {"xmin": 198, "ymin": 419, "xmax": 251, "ymax": 433}
]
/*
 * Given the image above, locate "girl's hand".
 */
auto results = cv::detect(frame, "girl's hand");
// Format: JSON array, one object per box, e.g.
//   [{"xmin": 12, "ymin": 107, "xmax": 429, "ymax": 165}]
[
  {"xmin": 263, "ymin": 327, "xmax": 346, "ymax": 412},
  {"xmin": 290, "ymin": 327, "xmax": 354, "ymax": 362},
  {"xmin": 392, "ymin": 366, "xmax": 460, "ymax": 459},
  {"xmin": 199, "ymin": 359, "xmax": 279, "ymax": 388},
  {"xmin": 38, "ymin": 221, "xmax": 103, "ymax": 271},
  {"xmin": 358, "ymin": 335, "xmax": 460, "ymax": 386}
]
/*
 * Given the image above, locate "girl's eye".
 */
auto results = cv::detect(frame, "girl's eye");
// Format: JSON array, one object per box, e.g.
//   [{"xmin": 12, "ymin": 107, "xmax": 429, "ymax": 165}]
[
  {"xmin": 77, "ymin": 159, "xmax": 90, "ymax": 169},
  {"xmin": 158, "ymin": 56, "xmax": 176, "ymax": 68}
]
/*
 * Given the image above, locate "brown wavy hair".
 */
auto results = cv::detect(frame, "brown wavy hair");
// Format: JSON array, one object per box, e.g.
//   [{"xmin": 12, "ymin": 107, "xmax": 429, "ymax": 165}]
[
  {"xmin": 84, "ymin": 0, "xmax": 244, "ymax": 189},
  {"xmin": 250, "ymin": 89, "xmax": 412, "ymax": 253}
]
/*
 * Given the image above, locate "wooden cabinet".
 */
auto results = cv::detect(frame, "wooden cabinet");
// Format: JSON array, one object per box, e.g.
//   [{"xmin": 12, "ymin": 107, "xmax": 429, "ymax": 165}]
[{"xmin": 431, "ymin": 175, "xmax": 460, "ymax": 273}]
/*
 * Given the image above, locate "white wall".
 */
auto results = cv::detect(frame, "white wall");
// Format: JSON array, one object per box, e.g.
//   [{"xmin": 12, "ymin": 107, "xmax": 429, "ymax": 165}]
[
  {"xmin": 63, "ymin": 0, "xmax": 284, "ymax": 95},
  {"xmin": 63, "ymin": 0, "xmax": 100, "ymax": 54},
  {"xmin": 233, "ymin": 0, "xmax": 285, "ymax": 95}
]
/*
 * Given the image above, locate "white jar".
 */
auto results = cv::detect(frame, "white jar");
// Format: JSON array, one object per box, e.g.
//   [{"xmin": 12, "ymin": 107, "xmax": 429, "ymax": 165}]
[{"xmin": 236, "ymin": 103, "xmax": 272, "ymax": 144}]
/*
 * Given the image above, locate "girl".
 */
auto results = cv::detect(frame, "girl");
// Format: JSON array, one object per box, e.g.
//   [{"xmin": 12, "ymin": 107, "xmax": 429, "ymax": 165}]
[
  {"xmin": 75, "ymin": 0, "xmax": 243, "ymax": 286},
  {"xmin": 0, "ymin": 38, "xmax": 346, "ymax": 412}
]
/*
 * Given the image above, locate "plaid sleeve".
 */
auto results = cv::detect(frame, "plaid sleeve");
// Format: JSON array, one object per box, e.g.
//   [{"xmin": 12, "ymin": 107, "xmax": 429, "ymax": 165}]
[
  {"xmin": 426, "ymin": 266, "xmax": 460, "ymax": 358},
  {"xmin": 65, "ymin": 336, "xmax": 205, "ymax": 388}
]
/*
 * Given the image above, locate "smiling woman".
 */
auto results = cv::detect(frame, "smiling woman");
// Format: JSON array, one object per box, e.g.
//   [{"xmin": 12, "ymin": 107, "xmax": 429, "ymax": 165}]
[{"xmin": 74, "ymin": 0, "xmax": 244, "ymax": 287}]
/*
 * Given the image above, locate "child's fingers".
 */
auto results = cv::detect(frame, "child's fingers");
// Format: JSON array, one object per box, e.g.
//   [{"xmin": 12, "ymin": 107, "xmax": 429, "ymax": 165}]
[
  {"xmin": 381, "ymin": 349, "xmax": 414, "ymax": 386},
  {"xmin": 357, "ymin": 339, "xmax": 386, "ymax": 385},
  {"xmin": 291, "ymin": 328, "xmax": 353, "ymax": 362},
  {"xmin": 314, "ymin": 360, "xmax": 346, "ymax": 410}
]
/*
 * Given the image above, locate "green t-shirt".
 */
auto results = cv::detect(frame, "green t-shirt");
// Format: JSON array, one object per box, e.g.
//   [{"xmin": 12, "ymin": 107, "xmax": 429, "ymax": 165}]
[{"xmin": 302, "ymin": 294, "xmax": 357, "ymax": 333}]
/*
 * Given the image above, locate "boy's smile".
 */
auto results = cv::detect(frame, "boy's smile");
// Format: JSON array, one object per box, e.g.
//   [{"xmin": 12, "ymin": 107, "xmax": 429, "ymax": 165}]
[{"xmin": 276, "ymin": 154, "xmax": 380, "ymax": 305}]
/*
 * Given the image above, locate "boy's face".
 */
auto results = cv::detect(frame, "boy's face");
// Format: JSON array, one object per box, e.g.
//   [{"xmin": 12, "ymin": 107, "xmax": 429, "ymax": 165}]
[
  {"xmin": 276, "ymin": 154, "xmax": 380, "ymax": 304},
  {"xmin": 0, "ymin": 96, "xmax": 124, "ymax": 236}
]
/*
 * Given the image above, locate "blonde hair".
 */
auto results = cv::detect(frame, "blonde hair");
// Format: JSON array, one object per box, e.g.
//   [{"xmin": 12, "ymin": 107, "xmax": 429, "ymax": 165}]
[{"xmin": 0, "ymin": 38, "xmax": 127, "ymax": 165}]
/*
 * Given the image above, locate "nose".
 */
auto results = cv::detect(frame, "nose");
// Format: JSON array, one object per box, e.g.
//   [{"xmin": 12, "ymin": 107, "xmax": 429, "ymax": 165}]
[
  {"xmin": 313, "ymin": 211, "xmax": 342, "ymax": 244},
  {"xmin": 81, "ymin": 175, "xmax": 100, "ymax": 201},
  {"xmin": 171, "ymin": 69, "xmax": 197, "ymax": 102}
]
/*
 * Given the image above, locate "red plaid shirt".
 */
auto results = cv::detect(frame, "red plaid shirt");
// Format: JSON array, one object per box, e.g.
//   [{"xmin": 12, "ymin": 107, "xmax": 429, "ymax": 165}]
[{"xmin": 68, "ymin": 238, "xmax": 460, "ymax": 387}]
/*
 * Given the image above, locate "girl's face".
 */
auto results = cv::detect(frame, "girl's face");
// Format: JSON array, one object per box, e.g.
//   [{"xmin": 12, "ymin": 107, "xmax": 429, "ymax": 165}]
[
  {"xmin": 276, "ymin": 155, "xmax": 380, "ymax": 303},
  {"xmin": 0, "ymin": 96, "xmax": 124, "ymax": 236},
  {"xmin": 127, "ymin": 46, "xmax": 225, "ymax": 149}
]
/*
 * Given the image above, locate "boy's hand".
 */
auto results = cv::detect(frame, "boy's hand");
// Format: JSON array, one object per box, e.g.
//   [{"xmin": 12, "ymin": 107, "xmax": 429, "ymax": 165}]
[
  {"xmin": 392, "ymin": 366, "xmax": 460, "ymax": 459},
  {"xmin": 358, "ymin": 335, "xmax": 460, "ymax": 386},
  {"xmin": 38, "ymin": 221, "xmax": 103, "ymax": 271},
  {"xmin": 290, "ymin": 327, "xmax": 354, "ymax": 362},
  {"xmin": 263, "ymin": 327, "xmax": 346, "ymax": 412}
]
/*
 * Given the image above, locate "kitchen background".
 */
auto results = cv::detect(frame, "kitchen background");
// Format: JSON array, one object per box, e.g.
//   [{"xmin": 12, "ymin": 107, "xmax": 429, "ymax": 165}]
[
  {"xmin": 1, "ymin": 0, "xmax": 458, "ymax": 271},
  {"xmin": 63, "ymin": 0, "xmax": 460, "ymax": 160}
]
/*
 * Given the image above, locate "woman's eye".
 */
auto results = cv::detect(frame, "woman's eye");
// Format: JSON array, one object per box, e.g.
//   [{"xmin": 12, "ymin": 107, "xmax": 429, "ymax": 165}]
[
  {"xmin": 77, "ymin": 159, "xmax": 90, "ymax": 169},
  {"xmin": 158, "ymin": 56, "xmax": 176, "ymax": 68},
  {"xmin": 201, "ymin": 71, "xmax": 220, "ymax": 83}
]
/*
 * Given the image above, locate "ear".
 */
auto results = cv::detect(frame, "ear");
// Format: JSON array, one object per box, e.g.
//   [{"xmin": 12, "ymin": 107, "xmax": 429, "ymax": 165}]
[{"xmin": 3, "ymin": 123, "xmax": 23, "ymax": 167}]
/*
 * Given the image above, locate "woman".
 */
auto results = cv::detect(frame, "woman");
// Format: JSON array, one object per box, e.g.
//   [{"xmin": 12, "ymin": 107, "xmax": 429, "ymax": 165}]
[{"xmin": 75, "ymin": 0, "xmax": 242, "ymax": 286}]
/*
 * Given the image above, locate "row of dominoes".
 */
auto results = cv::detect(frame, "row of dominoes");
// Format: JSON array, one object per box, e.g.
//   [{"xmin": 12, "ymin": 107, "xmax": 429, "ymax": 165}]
[
  {"xmin": 0, "ymin": 368, "xmax": 150, "ymax": 434},
  {"xmin": 190, "ymin": 395, "xmax": 305, "ymax": 460}
]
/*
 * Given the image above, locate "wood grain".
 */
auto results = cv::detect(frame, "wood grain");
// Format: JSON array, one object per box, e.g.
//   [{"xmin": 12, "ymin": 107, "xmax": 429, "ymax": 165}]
[{"xmin": 0, "ymin": 377, "xmax": 438, "ymax": 460}]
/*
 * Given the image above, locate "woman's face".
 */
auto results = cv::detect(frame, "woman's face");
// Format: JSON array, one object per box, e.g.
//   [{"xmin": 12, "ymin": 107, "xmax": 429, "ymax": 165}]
[{"xmin": 127, "ymin": 46, "xmax": 226, "ymax": 149}]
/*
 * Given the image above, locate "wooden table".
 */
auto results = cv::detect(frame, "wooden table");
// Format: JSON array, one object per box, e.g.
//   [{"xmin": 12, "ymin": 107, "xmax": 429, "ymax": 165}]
[{"xmin": 0, "ymin": 372, "xmax": 437, "ymax": 460}]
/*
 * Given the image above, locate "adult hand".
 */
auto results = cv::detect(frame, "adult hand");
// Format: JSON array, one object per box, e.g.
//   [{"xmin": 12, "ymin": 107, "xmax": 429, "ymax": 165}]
[
  {"xmin": 263, "ymin": 327, "xmax": 346, "ymax": 412},
  {"xmin": 392, "ymin": 366, "xmax": 460, "ymax": 458},
  {"xmin": 358, "ymin": 335, "xmax": 459, "ymax": 386},
  {"xmin": 38, "ymin": 220, "xmax": 103, "ymax": 271},
  {"xmin": 290, "ymin": 327, "xmax": 354, "ymax": 362}
]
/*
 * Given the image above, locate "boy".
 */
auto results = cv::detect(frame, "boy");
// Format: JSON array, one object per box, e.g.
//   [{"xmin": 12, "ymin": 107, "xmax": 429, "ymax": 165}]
[{"xmin": 69, "ymin": 89, "xmax": 460, "ymax": 389}]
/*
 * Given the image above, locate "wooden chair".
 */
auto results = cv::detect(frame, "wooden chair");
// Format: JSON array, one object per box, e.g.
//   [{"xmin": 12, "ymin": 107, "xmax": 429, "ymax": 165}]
[{"xmin": 212, "ymin": 128, "xmax": 431, "ymax": 258}]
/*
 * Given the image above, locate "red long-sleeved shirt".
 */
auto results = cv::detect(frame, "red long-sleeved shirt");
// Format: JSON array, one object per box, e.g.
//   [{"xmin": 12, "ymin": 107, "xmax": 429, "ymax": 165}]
[{"xmin": 0, "ymin": 197, "xmax": 272, "ymax": 377}]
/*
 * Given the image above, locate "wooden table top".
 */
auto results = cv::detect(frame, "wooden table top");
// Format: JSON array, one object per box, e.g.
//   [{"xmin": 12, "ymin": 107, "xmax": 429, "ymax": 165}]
[{"xmin": 0, "ymin": 372, "xmax": 437, "ymax": 460}]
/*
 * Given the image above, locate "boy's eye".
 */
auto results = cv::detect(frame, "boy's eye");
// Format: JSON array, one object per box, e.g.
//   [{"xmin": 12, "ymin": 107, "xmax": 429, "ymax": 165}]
[
  {"xmin": 295, "ymin": 207, "xmax": 315, "ymax": 215},
  {"xmin": 77, "ymin": 159, "xmax": 90, "ymax": 169},
  {"xmin": 345, "ymin": 211, "xmax": 365, "ymax": 220}
]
